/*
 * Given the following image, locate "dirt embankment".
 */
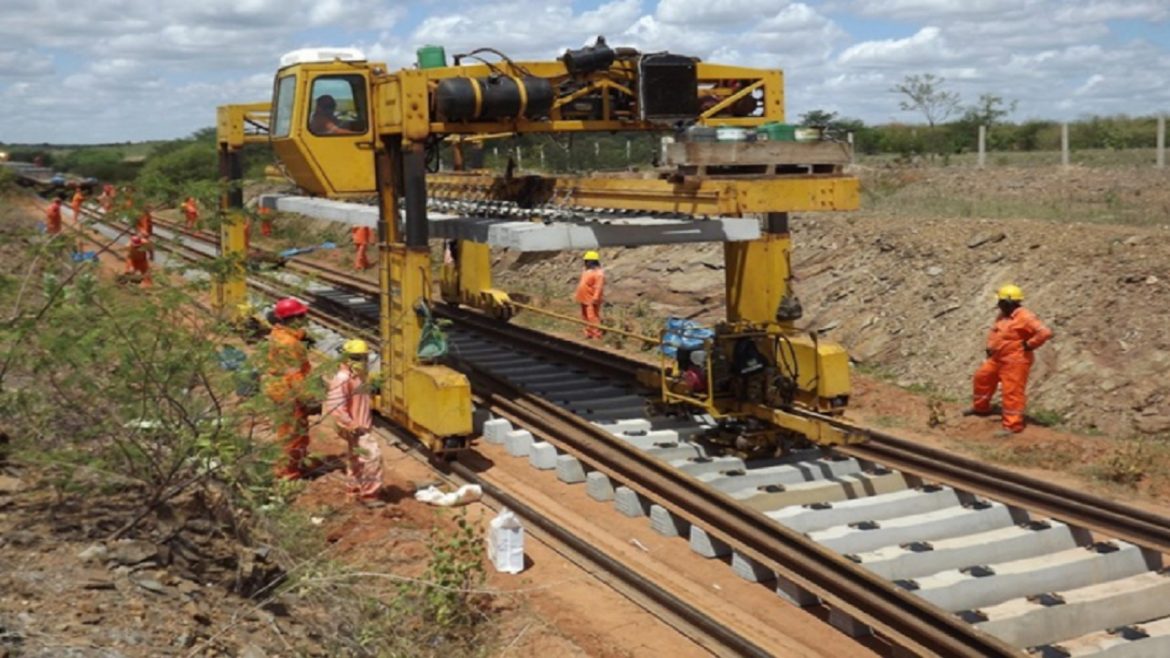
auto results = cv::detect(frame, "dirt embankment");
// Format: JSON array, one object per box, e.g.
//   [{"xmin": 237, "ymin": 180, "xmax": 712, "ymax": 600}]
[{"xmin": 495, "ymin": 165, "xmax": 1170, "ymax": 438}]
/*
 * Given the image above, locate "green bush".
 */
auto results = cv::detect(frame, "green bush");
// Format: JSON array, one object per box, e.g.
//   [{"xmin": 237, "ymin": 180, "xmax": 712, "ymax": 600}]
[
  {"xmin": 59, "ymin": 148, "xmax": 138, "ymax": 181},
  {"xmin": 136, "ymin": 140, "xmax": 219, "ymax": 201}
]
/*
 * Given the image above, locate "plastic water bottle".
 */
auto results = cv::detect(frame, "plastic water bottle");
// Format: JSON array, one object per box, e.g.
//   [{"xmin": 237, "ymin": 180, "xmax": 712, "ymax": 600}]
[{"xmin": 487, "ymin": 507, "xmax": 525, "ymax": 574}]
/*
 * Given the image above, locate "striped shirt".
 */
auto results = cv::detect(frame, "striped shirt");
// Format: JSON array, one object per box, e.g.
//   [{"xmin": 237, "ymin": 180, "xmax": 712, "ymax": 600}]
[{"xmin": 326, "ymin": 364, "xmax": 372, "ymax": 433}]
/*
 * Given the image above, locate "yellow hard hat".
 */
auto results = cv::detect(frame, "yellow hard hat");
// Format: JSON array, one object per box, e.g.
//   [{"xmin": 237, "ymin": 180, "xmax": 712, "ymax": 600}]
[
  {"xmin": 342, "ymin": 339, "xmax": 370, "ymax": 356},
  {"xmin": 583, "ymin": 250, "xmax": 600, "ymax": 261},
  {"xmin": 997, "ymin": 284, "xmax": 1024, "ymax": 301}
]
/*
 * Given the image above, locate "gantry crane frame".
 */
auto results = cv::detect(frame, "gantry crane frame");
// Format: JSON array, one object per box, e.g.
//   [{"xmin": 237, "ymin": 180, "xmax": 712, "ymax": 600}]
[{"xmin": 216, "ymin": 46, "xmax": 861, "ymax": 453}]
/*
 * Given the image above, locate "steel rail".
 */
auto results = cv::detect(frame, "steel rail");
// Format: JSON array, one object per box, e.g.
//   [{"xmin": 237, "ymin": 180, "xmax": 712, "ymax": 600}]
[
  {"xmin": 828, "ymin": 427, "xmax": 1170, "ymax": 556},
  {"xmin": 468, "ymin": 370, "xmax": 1016, "ymax": 657},
  {"xmin": 447, "ymin": 459, "xmax": 772, "ymax": 658},
  {"xmin": 130, "ymin": 217, "xmax": 771, "ymax": 656},
  {"xmin": 124, "ymin": 218, "xmax": 1004, "ymax": 653},
  {"xmin": 78, "ymin": 198, "xmax": 1170, "ymax": 650},
  {"xmin": 442, "ymin": 301, "xmax": 1170, "ymax": 558},
  {"xmin": 369, "ymin": 416, "xmax": 763, "ymax": 658}
]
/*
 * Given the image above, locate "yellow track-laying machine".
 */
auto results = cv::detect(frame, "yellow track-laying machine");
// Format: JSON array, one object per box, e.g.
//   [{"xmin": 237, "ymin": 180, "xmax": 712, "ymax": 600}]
[{"xmin": 215, "ymin": 38, "xmax": 860, "ymax": 454}]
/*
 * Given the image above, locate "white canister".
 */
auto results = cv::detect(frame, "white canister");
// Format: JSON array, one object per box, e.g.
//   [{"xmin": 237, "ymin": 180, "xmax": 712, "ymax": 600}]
[{"xmin": 487, "ymin": 507, "xmax": 525, "ymax": 574}]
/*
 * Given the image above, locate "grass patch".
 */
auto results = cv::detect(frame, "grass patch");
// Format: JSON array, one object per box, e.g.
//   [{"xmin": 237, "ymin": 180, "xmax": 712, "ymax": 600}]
[
  {"xmin": 1029, "ymin": 408, "xmax": 1066, "ymax": 428},
  {"xmin": 961, "ymin": 440, "xmax": 1081, "ymax": 472},
  {"xmin": 857, "ymin": 148, "xmax": 1162, "ymax": 169},
  {"xmin": 1079, "ymin": 437, "xmax": 1170, "ymax": 490}
]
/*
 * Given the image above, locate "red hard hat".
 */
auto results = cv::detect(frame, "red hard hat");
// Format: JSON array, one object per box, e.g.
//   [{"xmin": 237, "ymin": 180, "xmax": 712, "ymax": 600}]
[{"xmin": 273, "ymin": 297, "xmax": 309, "ymax": 320}]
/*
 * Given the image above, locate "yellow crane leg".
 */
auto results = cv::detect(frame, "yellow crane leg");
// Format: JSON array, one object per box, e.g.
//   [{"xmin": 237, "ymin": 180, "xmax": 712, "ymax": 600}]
[{"xmin": 439, "ymin": 240, "xmax": 514, "ymax": 319}]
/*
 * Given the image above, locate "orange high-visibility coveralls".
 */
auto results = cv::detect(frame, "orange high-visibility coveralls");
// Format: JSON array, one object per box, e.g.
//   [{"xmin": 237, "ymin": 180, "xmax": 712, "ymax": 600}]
[
  {"xmin": 972, "ymin": 307, "xmax": 1053, "ymax": 432},
  {"xmin": 137, "ymin": 210, "xmax": 153, "ymax": 238},
  {"xmin": 574, "ymin": 267, "xmax": 605, "ymax": 339},
  {"xmin": 352, "ymin": 226, "xmax": 373, "ymax": 270},
  {"xmin": 45, "ymin": 201, "xmax": 63, "ymax": 234},
  {"xmin": 71, "ymin": 190, "xmax": 84, "ymax": 221},
  {"xmin": 264, "ymin": 325, "xmax": 313, "ymax": 478},
  {"xmin": 326, "ymin": 363, "xmax": 382, "ymax": 499},
  {"xmin": 124, "ymin": 239, "xmax": 152, "ymax": 287},
  {"xmin": 259, "ymin": 206, "xmax": 273, "ymax": 236},
  {"xmin": 182, "ymin": 198, "xmax": 198, "ymax": 229}
]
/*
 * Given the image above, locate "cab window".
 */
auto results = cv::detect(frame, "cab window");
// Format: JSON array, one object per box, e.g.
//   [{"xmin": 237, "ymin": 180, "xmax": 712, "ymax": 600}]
[
  {"xmin": 308, "ymin": 75, "xmax": 368, "ymax": 136},
  {"xmin": 272, "ymin": 75, "xmax": 296, "ymax": 138}
]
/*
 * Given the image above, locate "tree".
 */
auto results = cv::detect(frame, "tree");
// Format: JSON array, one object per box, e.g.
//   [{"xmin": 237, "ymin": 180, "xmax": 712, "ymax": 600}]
[
  {"xmin": 136, "ymin": 140, "xmax": 218, "ymax": 201},
  {"xmin": 965, "ymin": 93, "xmax": 1017, "ymax": 128},
  {"xmin": 60, "ymin": 148, "xmax": 135, "ymax": 181},
  {"xmin": 798, "ymin": 109, "xmax": 838, "ymax": 127},
  {"xmin": 891, "ymin": 74, "xmax": 960, "ymax": 127}
]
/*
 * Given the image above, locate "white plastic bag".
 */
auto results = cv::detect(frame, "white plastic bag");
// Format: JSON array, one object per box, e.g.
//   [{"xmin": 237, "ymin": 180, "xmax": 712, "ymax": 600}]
[
  {"xmin": 487, "ymin": 507, "xmax": 525, "ymax": 574},
  {"xmin": 413, "ymin": 484, "xmax": 483, "ymax": 507}
]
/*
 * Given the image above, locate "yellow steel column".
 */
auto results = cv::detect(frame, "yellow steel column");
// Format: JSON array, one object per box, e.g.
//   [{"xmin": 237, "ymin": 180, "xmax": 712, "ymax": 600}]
[
  {"xmin": 213, "ymin": 144, "xmax": 247, "ymax": 315},
  {"xmin": 724, "ymin": 235, "xmax": 792, "ymax": 324},
  {"xmin": 375, "ymin": 139, "xmax": 406, "ymax": 423}
]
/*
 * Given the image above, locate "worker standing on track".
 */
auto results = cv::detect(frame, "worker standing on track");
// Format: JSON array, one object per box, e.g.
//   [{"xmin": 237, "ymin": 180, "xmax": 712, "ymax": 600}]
[
  {"xmin": 182, "ymin": 197, "xmax": 199, "ymax": 229},
  {"xmin": 263, "ymin": 298, "xmax": 316, "ymax": 479},
  {"xmin": 966, "ymin": 284, "xmax": 1054, "ymax": 436},
  {"xmin": 44, "ymin": 196, "xmax": 64, "ymax": 235},
  {"xmin": 123, "ymin": 234, "xmax": 153, "ymax": 287},
  {"xmin": 352, "ymin": 225, "xmax": 373, "ymax": 270},
  {"xmin": 259, "ymin": 206, "xmax": 273, "ymax": 237},
  {"xmin": 137, "ymin": 205, "xmax": 154, "ymax": 238},
  {"xmin": 70, "ymin": 187, "xmax": 85, "ymax": 223},
  {"xmin": 574, "ymin": 250, "xmax": 605, "ymax": 340},
  {"xmin": 326, "ymin": 339, "xmax": 384, "ymax": 505}
]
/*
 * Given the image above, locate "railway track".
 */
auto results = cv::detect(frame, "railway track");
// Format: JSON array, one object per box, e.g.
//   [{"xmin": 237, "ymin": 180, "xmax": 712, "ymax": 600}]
[{"xmin": 54, "ymin": 196, "xmax": 1170, "ymax": 656}]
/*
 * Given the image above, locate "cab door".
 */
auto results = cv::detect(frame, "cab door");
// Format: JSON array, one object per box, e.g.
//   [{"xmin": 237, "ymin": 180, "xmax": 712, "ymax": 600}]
[{"xmin": 299, "ymin": 70, "xmax": 376, "ymax": 196}]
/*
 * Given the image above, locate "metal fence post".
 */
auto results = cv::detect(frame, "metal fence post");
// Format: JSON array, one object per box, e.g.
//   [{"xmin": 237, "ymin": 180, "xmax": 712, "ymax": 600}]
[
  {"xmin": 978, "ymin": 125, "xmax": 986, "ymax": 169},
  {"xmin": 1061, "ymin": 123, "xmax": 1069, "ymax": 167},
  {"xmin": 1158, "ymin": 114, "xmax": 1166, "ymax": 169}
]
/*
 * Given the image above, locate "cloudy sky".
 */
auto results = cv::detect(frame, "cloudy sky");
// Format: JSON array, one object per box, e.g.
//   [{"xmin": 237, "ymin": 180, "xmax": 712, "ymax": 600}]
[{"xmin": 1, "ymin": 0, "xmax": 1167, "ymax": 144}]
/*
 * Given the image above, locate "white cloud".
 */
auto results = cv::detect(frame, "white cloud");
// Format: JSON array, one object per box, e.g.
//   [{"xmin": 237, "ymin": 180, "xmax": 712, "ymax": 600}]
[
  {"xmin": 1074, "ymin": 73, "xmax": 1106, "ymax": 96},
  {"xmin": 838, "ymin": 26, "xmax": 954, "ymax": 67},
  {"xmin": 1054, "ymin": 1, "xmax": 1170, "ymax": 24},
  {"xmin": 0, "ymin": 0, "xmax": 1168, "ymax": 143},
  {"xmin": 656, "ymin": 0, "xmax": 791, "ymax": 25},
  {"xmin": 0, "ymin": 50, "xmax": 54, "ymax": 78},
  {"xmin": 409, "ymin": 0, "xmax": 642, "ymax": 60},
  {"xmin": 852, "ymin": 0, "xmax": 1025, "ymax": 20}
]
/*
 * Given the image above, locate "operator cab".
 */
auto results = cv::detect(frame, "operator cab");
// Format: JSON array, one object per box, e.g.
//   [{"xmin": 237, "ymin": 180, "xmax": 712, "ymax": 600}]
[{"xmin": 269, "ymin": 48, "xmax": 376, "ymax": 197}]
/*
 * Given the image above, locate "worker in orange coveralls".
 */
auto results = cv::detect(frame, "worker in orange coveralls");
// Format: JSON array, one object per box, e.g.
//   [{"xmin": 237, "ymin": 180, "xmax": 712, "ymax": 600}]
[
  {"xmin": 258, "ymin": 206, "xmax": 273, "ymax": 237},
  {"xmin": 137, "ymin": 205, "xmax": 154, "ymax": 238},
  {"xmin": 70, "ymin": 187, "xmax": 85, "ymax": 222},
  {"xmin": 44, "ymin": 196, "xmax": 64, "ymax": 235},
  {"xmin": 352, "ymin": 225, "xmax": 373, "ymax": 270},
  {"xmin": 326, "ymin": 339, "xmax": 384, "ymax": 506},
  {"xmin": 182, "ymin": 197, "xmax": 198, "ymax": 229},
  {"xmin": 123, "ymin": 235, "xmax": 152, "ymax": 287},
  {"xmin": 966, "ymin": 284, "xmax": 1054, "ymax": 436},
  {"xmin": 120, "ymin": 186, "xmax": 135, "ymax": 213},
  {"xmin": 264, "ymin": 297, "xmax": 316, "ymax": 479},
  {"xmin": 574, "ymin": 250, "xmax": 605, "ymax": 340}
]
